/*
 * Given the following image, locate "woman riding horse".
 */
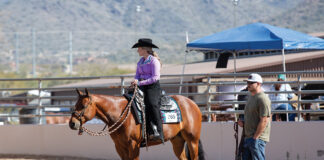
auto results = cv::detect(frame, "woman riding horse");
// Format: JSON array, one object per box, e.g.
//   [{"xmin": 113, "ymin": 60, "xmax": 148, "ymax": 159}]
[
  {"xmin": 69, "ymin": 39, "xmax": 204, "ymax": 160},
  {"xmin": 131, "ymin": 38, "xmax": 163, "ymax": 142},
  {"xmin": 69, "ymin": 89, "xmax": 204, "ymax": 160}
]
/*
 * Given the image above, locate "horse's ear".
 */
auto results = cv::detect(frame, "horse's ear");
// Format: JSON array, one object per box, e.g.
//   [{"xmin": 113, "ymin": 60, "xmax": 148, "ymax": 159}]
[
  {"xmin": 85, "ymin": 88, "xmax": 90, "ymax": 96},
  {"xmin": 76, "ymin": 88, "xmax": 82, "ymax": 96}
]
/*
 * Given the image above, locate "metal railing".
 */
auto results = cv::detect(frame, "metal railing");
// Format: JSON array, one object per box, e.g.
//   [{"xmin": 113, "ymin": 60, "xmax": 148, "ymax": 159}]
[{"xmin": 0, "ymin": 71, "xmax": 323, "ymax": 124}]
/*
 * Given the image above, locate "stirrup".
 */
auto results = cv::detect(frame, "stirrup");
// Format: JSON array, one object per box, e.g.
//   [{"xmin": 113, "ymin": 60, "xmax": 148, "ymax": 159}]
[
  {"xmin": 150, "ymin": 122, "xmax": 164, "ymax": 143},
  {"xmin": 148, "ymin": 133, "xmax": 160, "ymax": 140}
]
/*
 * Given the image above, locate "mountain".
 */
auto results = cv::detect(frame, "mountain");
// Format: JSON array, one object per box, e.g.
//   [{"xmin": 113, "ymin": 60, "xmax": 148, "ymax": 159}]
[
  {"xmin": 0, "ymin": 0, "xmax": 308, "ymax": 33},
  {"xmin": 0, "ymin": 0, "xmax": 322, "ymax": 75},
  {"xmin": 268, "ymin": 0, "xmax": 324, "ymax": 33}
]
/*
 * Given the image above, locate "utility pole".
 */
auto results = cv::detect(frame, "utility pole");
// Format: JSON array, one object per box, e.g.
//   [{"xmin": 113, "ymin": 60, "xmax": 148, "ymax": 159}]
[
  {"xmin": 232, "ymin": 0, "xmax": 240, "ymax": 27},
  {"xmin": 32, "ymin": 28, "xmax": 36, "ymax": 77},
  {"xmin": 69, "ymin": 31, "xmax": 73, "ymax": 75},
  {"xmin": 15, "ymin": 32, "xmax": 19, "ymax": 73},
  {"xmin": 136, "ymin": 5, "xmax": 141, "ymax": 35}
]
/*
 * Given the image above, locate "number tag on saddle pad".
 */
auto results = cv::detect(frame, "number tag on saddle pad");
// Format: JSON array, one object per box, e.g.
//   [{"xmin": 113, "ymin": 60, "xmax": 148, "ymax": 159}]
[{"xmin": 161, "ymin": 111, "xmax": 178, "ymax": 123}]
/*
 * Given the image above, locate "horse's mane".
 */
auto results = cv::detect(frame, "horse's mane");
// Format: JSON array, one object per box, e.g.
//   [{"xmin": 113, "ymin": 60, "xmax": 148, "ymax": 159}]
[
  {"xmin": 92, "ymin": 94, "xmax": 128, "ymax": 107},
  {"xmin": 93, "ymin": 94, "xmax": 126, "ymax": 100}
]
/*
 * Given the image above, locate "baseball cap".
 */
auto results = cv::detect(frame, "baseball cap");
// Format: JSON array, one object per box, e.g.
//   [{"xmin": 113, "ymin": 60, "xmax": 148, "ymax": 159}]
[
  {"xmin": 245, "ymin": 73, "xmax": 263, "ymax": 83},
  {"xmin": 278, "ymin": 74, "xmax": 286, "ymax": 80}
]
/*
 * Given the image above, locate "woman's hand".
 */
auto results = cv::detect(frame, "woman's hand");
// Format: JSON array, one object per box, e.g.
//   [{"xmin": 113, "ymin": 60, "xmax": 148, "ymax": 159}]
[{"xmin": 131, "ymin": 79, "xmax": 138, "ymax": 86}]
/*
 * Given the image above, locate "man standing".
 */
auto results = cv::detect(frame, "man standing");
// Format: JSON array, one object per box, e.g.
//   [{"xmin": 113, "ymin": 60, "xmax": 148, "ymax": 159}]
[{"xmin": 239, "ymin": 73, "xmax": 271, "ymax": 160}]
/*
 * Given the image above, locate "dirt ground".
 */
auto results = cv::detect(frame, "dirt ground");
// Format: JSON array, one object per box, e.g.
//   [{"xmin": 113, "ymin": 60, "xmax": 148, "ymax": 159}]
[{"xmin": 0, "ymin": 154, "xmax": 111, "ymax": 160}]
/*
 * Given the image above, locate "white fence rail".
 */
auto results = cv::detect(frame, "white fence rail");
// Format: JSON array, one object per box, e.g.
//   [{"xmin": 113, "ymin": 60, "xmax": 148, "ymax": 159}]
[{"xmin": 0, "ymin": 71, "xmax": 323, "ymax": 124}]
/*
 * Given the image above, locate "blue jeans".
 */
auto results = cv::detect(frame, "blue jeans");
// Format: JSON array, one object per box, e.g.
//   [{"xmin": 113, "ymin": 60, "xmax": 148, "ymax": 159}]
[
  {"xmin": 272, "ymin": 104, "xmax": 296, "ymax": 121},
  {"xmin": 243, "ymin": 138, "xmax": 267, "ymax": 160}
]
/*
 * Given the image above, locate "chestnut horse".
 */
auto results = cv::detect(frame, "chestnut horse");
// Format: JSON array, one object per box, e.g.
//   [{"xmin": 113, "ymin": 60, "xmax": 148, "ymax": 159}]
[{"xmin": 69, "ymin": 89, "xmax": 204, "ymax": 160}]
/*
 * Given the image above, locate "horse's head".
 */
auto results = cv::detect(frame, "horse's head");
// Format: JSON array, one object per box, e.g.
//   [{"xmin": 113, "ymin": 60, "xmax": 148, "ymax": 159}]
[{"xmin": 69, "ymin": 88, "xmax": 96, "ymax": 131}]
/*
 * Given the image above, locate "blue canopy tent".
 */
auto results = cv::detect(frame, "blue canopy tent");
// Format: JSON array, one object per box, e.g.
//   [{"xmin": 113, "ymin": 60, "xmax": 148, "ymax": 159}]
[
  {"xmin": 187, "ymin": 22, "xmax": 324, "ymax": 73},
  {"xmin": 185, "ymin": 23, "xmax": 324, "ymax": 123}
]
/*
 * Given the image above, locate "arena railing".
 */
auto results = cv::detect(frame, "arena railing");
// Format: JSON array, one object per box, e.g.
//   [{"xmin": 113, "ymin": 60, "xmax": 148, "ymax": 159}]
[{"xmin": 0, "ymin": 71, "xmax": 323, "ymax": 124}]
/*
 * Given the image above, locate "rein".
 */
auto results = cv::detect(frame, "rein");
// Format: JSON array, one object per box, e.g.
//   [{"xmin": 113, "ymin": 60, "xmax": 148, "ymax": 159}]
[{"xmin": 79, "ymin": 85, "xmax": 138, "ymax": 136}]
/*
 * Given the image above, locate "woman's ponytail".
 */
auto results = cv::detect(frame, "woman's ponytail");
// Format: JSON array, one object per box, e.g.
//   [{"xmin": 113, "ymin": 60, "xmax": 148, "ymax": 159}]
[
  {"xmin": 152, "ymin": 51, "xmax": 162, "ymax": 66},
  {"xmin": 143, "ymin": 47, "xmax": 162, "ymax": 66}
]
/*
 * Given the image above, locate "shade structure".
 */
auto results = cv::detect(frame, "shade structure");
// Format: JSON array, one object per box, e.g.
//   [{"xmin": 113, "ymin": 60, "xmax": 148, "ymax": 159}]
[
  {"xmin": 185, "ymin": 23, "xmax": 324, "ymax": 124},
  {"xmin": 187, "ymin": 22, "xmax": 324, "ymax": 51}
]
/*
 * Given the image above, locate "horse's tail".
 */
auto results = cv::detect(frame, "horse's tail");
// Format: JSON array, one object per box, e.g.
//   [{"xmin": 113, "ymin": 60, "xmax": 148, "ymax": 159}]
[{"xmin": 185, "ymin": 139, "xmax": 205, "ymax": 160}]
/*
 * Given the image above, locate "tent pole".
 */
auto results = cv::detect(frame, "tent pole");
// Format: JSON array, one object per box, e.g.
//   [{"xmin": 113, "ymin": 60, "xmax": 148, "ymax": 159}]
[
  {"xmin": 179, "ymin": 31, "xmax": 190, "ymax": 94},
  {"xmin": 179, "ymin": 52, "xmax": 187, "ymax": 94},
  {"xmin": 282, "ymin": 49, "xmax": 289, "ymax": 121},
  {"xmin": 233, "ymin": 51, "xmax": 237, "ymax": 74},
  {"xmin": 233, "ymin": 51, "xmax": 237, "ymax": 122},
  {"xmin": 282, "ymin": 49, "xmax": 286, "ymax": 72}
]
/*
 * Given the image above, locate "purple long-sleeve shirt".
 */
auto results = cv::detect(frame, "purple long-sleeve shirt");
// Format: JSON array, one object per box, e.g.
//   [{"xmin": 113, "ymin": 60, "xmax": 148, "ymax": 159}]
[{"xmin": 135, "ymin": 55, "xmax": 161, "ymax": 86}]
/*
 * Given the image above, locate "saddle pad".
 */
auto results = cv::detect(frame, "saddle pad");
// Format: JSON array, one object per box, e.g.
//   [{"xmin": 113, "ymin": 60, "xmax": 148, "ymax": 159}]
[
  {"xmin": 160, "ymin": 98, "xmax": 182, "ymax": 123},
  {"xmin": 134, "ymin": 97, "xmax": 182, "ymax": 124}
]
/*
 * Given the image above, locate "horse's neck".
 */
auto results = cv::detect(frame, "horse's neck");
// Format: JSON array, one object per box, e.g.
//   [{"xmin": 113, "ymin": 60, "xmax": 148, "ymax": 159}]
[{"xmin": 93, "ymin": 95, "xmax": 128, "ymax": 125}]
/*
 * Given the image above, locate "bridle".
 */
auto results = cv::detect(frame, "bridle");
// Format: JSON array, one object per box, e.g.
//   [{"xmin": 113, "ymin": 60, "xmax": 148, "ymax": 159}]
[
  {"xmin": 72, "ymin": 96, "xmax": 92, "ymax": 134},
  {"xmin": 73, "ymin": 85, "xmax": 138, "ymax": 136}
]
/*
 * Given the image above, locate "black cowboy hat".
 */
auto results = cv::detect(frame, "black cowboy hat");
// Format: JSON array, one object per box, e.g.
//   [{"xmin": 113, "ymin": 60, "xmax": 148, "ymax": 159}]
[{"xmin": 132, "ymin": 38, "xmax": 159, "ymax": 49}]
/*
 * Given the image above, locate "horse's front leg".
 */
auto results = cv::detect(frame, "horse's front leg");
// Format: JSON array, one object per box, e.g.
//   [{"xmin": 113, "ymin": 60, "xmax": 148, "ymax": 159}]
[
  {"xmin": 127, "ymin": 139, "xmax": 140, "ymax": 160},
  {"xmin": 114, "ymin": 143, "xmax": 129, "ymax": 160}
]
